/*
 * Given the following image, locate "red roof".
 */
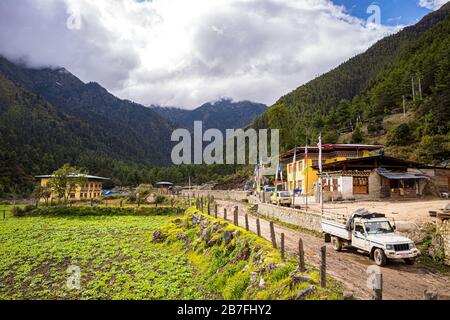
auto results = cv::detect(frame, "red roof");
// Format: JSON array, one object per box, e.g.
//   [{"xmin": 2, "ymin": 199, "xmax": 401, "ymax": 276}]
[{"xmin": 280, "ymin": 144, "xmax": 384, "ymax": 160}]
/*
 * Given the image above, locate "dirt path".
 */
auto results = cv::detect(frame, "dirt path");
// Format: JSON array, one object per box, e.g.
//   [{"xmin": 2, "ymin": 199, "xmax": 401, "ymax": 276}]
[{"xmin": 215, "ymin": 200, "xmax": 450, "ymax": 300}]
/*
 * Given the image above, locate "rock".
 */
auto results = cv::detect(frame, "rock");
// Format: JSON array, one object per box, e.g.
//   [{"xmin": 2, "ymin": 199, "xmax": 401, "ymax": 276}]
[
  {"xmin": 259, "ymin": 277, "xmax": 265, "ymax": 289},
  {"xmin": 265, "ymin": 262, "xmax": 285, "ymax": 272},
  {"xmin": 250, "ymin": 272, "xmax": 258, "ymax": 285},
  {"xmin": 343, "ymin": 291, "xmax": 356, "ymax": 300},
  {"xmin": 211, "ymin": 224, "xmax": 221, "ymax": 234},
  {"xmin": 177, "ymin": 233, "xmax": 188, "ymax": 241},
  {"xmin": 291, "ymin": 275, "xmax": 314, "ymax": 284},
  {"xmin": 423, "ymin": 289, "xmax": 438, "ymax": 300},
  {"xmin": 295, "ymin": 286, "xmax": 316, "ymax": 300},
  {"xmin": 242, "ymin": 265, "xmax": 250, "ymax": 272},
  {"xmin": 232, "ymin": 230, "xmax": 241, "ymax": 238},
  {"xmin": 151, "ymin": 229, "xmax": 166, "ymax": 243},
  {"xmin": 223, "ymin": 231, "xmax": 233, "ymax": 245},
  {"xmin": 202, "ymin": 229, "xmax": 210, "ymax": 242},
  {"xmin": 235, "ymin": 244, "xmax": 251, "ymax": 262}
]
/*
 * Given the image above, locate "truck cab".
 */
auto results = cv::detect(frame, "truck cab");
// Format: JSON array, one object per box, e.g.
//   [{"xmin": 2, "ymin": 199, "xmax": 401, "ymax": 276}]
[{"xmin": 322, "ymin": 211, "xmax": 420, "ymax": 266}]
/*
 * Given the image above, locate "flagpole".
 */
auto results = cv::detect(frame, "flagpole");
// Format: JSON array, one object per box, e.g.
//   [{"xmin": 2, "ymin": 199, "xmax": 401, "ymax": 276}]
[
  {"xmin": 318, "ymin": 134, "xmax": 324, "ymax": 217},
  {"xmin": 305, "ymin": 144, "xmax": 308, "ymax": 213},
  {"xmin": 291, "ymin": 146, "xmax": 297, "ymax": 208}
]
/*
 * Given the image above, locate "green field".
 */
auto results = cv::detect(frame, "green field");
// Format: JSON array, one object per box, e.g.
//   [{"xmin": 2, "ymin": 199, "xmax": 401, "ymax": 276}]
[
  {"xmin": 0, "ymin": 205, "xmax": 342, "ymax": 300},
  {"xmin": 0, "ymin": 211, "xmax": 208, "ymax": 300}
]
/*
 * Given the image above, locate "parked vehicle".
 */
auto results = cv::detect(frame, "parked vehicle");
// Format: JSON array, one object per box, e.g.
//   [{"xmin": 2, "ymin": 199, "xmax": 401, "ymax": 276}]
[
  {"xmin": 263, "ymin": 186, "xmax": 276, "ymax": 193},
  {"xmin": 271, "ymin": 191, "xmax": 292, "ymax": 206},
  {"xmin": 322, "ymin": 209, "xmax": 420, "ymax": 266}
]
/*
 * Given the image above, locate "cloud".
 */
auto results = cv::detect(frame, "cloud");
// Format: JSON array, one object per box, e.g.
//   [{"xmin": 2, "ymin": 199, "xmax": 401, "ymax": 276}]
[
  {"xmin": 0, "ymin": 0, "xmax": 400, "ymax": 108},
  {"xmin": 418, "ymin": 0, "xmax": 449, "ymax": 10}
]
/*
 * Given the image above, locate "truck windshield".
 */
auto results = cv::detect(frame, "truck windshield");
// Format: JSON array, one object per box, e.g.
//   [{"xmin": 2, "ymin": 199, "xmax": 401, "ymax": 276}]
[
  {"xmin": 365, "ymin": 221, "xmax": 394, "ymax": 234},
  {"xmin": 279, "ymin": 192, "xmax": 291, "ymax": 198}
]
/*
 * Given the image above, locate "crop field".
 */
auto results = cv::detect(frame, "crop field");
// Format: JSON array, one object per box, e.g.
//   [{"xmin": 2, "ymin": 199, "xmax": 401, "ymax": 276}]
[
  {"xmin": 0, "ymin": 210, "xmax": 207, "ymax": 300},
  {"xmin": 0, "ymin": 205, "xmax": 342, "ymax": 300}
]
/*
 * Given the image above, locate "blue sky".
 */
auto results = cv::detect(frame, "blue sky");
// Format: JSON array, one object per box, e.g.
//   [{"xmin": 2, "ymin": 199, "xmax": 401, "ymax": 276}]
[{"xmin": 331, "ymin": 0, "xmax": 434, "ymax": 26}]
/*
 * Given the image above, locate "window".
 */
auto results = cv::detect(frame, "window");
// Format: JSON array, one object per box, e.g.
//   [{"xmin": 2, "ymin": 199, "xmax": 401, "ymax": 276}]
[
  {"xmin": 355, "ymin": 225, "xmax": 365, "ymax": 234},
  {"xmin": 70, "ymin": 194, "xmax": 76, "ymax": 199},
  {"xmin": 353, "ymin": 177, "xmax": 369, "ymax": 195}
]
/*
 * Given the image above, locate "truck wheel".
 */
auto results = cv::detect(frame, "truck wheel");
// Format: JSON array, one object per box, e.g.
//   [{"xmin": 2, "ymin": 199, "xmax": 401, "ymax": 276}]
[
  {"xmin": 332, "ymin": 237, "xmax": 343, "ymax": 252},
  {"xmin": 373, "ymin": 248, "xmax": 387, "ymax": 267},
  {"xmin": 404, "ymin": 258, "xmax": 416, "ymax": 265}
]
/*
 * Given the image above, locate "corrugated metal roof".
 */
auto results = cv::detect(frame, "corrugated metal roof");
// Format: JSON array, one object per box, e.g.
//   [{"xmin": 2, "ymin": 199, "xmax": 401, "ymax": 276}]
[
  {"xmin": 36, "ymin": 174, "xmax": 109, "ymax": 180},
  {"xmin": 377, "ymin": 172, "xmax": 429, "ymax": 180}
]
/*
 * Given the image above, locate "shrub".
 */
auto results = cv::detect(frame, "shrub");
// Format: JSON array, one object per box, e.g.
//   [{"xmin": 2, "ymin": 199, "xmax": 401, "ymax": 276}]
[
  {"xmin": 387, "ymin": 123, "xmax": 414, "ymax": 146},
  {"xmin": 12, "ymin": 205, "xmax": 36, "ymax": 217},
  {"xmin": 12, "ymin": 206, "xmax": 181, "ymax": 217}
]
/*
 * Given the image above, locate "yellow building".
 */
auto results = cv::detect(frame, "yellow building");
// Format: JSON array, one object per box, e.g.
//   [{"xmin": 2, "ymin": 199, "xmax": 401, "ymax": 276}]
[
  {"xmin": 36, "ymin": 174, "xmax": 109, "ymax": 202},
  {"xmin": 282, "ymin": 144, "xmax": 384, "ymax": 195}
]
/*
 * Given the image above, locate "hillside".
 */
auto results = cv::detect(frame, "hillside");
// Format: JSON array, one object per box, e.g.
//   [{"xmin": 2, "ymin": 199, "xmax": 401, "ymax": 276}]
[
  {"xmin": 0, "ymin": 58, "xmax": 247, "ymax": 195},
  {"xmin": 257, "ymin": 3, "xmax": 450, "ymax": 164},
  {"xmin": 0, "ymin": 57, "xmax": 175, "ymax": 165},
  {"xmin": 152, "ymin": 99, "xmax": 267, "ymax": 132}
]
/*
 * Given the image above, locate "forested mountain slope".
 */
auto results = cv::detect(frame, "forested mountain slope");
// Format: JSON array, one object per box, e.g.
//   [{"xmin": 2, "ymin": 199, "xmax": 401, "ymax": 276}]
[{"xmin": 257, "ymin": 3, "xmax": 450, "ymax": 164}]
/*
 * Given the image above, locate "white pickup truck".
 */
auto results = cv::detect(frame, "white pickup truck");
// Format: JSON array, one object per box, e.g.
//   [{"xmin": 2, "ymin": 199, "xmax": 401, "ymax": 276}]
[{"xmin": 322, "ymin": 209, "xmax": 420, "ymax": 266}]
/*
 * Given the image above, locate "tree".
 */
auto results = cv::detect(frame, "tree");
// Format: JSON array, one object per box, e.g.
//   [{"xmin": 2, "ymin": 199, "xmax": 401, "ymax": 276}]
[
  {"xmin": 351, "ymin": 126, "xmax": 365, "ymax": 144},
  {"xmin": 47, "ymin": 164, "xmax": 88, "ymax": 205}
]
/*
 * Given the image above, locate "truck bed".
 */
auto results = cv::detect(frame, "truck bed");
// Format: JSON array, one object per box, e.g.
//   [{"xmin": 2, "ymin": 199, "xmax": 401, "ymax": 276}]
[{"xmin": 321, "ymin": 219, "xmax": 352, "ymax": 241}]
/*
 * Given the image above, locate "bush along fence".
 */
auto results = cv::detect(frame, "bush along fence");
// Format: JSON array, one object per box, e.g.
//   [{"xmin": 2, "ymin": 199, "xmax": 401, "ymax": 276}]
[
  {"xmin": 11, "ymin": 206, "xmax": 186, "ymax": 217},
  {"xmin": 158, "ymin": 207, "xmax": 343, "ymax": 300}
]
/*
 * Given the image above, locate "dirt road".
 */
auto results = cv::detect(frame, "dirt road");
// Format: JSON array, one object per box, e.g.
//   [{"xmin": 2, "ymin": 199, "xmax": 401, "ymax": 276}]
[{"xmin": 215, "ymin": 200, "xmax": 450, "ymax": 300}]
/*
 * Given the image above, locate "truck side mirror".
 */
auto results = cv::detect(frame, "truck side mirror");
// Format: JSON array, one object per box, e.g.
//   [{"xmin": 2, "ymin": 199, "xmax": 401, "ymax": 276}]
[{"xmin": 393, "ymin": 225, "xmax": 397, "ymax": 231}]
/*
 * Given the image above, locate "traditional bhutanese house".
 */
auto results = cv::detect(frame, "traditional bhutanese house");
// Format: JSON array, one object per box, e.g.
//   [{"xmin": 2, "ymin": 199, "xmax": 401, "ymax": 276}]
[
  {"xmin": 281, "ymin": 144, "xmax": 385, "ymax": 196},
  {"xmin": 316, "ymin": 155, "xmax": 450, "ymax": 201},
  {"xmin": 36, "ymin": 174, "xmax": 109, "ymax": 202},
  {"xmin": 155, "ymin": 182, "xmax": 174, "ymax": 195}
]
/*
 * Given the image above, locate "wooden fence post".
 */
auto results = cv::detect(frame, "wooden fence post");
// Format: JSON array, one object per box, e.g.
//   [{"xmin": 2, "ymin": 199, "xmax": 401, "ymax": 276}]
[
  {"xmin": 373, "ymin": 272, "xmax": 383, "ymax": 300},
  {"xmin": 281, "ymin": 233, "xmax": 285, "ymax": 261},
  {"xmin": 224, "ymin": 208, "xmax": 227, "ymax": 221},
  {"xmin": 256, "ymin": 218, "xmax": 261, "ymax": 237},
  {"xmin": 320, "ymin": 246, "xmax": 327, "ymax": 288},
  {"xmin": 234, "ymin": 206, "xmax": 239, "ymax": 226},
  {"xmin": 298, "ymin": 238, "xmax": 305, "ymax": 272},
  {"xmin": 3, "ymin": 210, "xmax": 5, "ymax": 220},
  {"xmin": 207, "ymin": 202, "xmax": 211, "ymax": 215},
  {"xmin": 270, "ymin": 221, "xmax": 277, "ymax": 248},
  {"xmin": 245, "ymin": 214, "xmax": 249, "ymax": 231},
  {"xmin": 215, "ymin": 204, "xmax": 218, "ymax": 219}
]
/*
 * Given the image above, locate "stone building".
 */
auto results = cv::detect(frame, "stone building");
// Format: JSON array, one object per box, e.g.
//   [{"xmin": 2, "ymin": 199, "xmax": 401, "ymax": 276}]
[
  {"xmin": 317, "ymin": 155, "xmax": 450, "ymax": 201},
  {"xmin": 437, "ymin": 213, "xmax": 450, "ymax": 266}
]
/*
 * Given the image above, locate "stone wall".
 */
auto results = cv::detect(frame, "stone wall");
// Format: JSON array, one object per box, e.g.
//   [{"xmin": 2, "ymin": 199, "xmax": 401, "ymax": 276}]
[
  {"xmin": 437, "ymin": 217, "xmax": 450, "ymax": 266},
  {"xmin": 181, "ymin": 189, "xmax": 251, "ymax": 202},
  {"xmin": 257, "ymin": 203, "xmax": 322, "ymax": 232}
]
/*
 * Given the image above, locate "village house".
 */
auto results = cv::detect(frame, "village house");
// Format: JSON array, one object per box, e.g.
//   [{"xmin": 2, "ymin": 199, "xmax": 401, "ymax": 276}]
[
  {"xmin": 316, "ymin": 155, "xmax": 450, "ymax": 201},
  {"xmin": 281, "ymin": 144, "xmax": 385, "ymax": 196},
  {"xmin": 155, "ymin": 182, "xmax": 174, "ymax": 195},
  {"xmin": 36, "ymin": 174, "xmax": 109, "ymax": 202}
]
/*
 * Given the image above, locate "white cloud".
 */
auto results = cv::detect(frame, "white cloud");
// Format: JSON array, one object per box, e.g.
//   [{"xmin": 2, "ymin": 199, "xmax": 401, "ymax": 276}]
[
  {"xmin": 418, "ymin": 0, "xmax": 449, "ymax": 10},
  {"xmin": 0, "ymin": 0, "xmax": 400, "ymax": 108}
]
